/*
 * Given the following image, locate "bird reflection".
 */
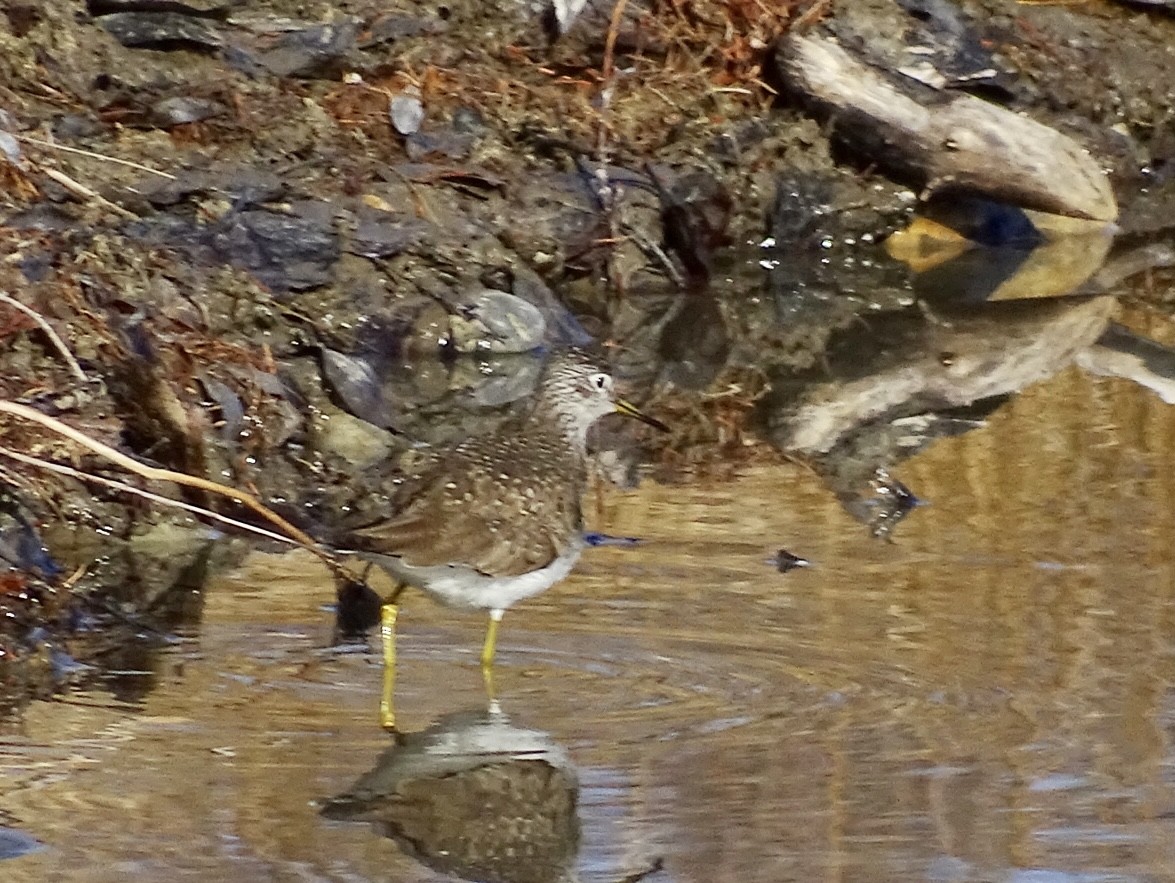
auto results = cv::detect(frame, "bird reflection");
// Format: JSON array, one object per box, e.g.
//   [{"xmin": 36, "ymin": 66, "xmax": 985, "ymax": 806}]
[{"xmin": 321, "ymin": 705, "xmax": 580, "ymax": 883}]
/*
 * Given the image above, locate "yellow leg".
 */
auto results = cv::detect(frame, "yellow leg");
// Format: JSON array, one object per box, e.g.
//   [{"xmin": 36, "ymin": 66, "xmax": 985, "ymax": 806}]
[
  {"xmin": 480, "ymin": 609, "xmax": 504, "ymax": 707},
  {"xmin": 480, "ymin": 608, "xmax": 504, "ymax": 669},
  {"xmin": 379, "ymin": 602, "xmax": 398, "ymax": 732},
  {"xmin": 482, "ymin": 663, "xmax": 498, "ymax": 708}
]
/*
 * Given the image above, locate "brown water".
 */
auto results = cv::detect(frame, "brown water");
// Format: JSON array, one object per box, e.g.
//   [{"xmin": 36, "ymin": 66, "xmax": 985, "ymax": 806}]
[{"xmin": 5, "ymin": 365, "xmax": 1175, "ymax": 882}]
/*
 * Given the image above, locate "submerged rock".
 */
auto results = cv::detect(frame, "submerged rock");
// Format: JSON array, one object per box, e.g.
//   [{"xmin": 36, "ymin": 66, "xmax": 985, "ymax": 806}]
[
  {"xmin": 319, "ymin": 348, "xmax": 399, "ymax": 431},
  {"xmin": 311, "ymin": 409, "xmax": 396, "ymax": 468},
  {"xmin": 449, "ymin": 289, "xmax": 547, "ymax": 354}
]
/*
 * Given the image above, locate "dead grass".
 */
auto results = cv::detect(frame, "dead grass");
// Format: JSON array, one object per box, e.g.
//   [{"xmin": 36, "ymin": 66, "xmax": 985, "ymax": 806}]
[{"xmin": 320, "ymin": 0, "xmax": 814, "ymax": 165}]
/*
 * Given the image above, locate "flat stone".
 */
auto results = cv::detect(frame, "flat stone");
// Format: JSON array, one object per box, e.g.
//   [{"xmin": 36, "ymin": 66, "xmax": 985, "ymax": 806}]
[{"xmin": 98, "ymin": 11, "xmax": 223, "ymax": 49}]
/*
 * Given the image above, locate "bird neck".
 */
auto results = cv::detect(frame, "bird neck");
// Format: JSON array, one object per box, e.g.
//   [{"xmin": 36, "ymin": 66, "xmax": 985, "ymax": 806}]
[{"xmin": 525, "ymin": 393, "xmax": 592, "ymax": 456}]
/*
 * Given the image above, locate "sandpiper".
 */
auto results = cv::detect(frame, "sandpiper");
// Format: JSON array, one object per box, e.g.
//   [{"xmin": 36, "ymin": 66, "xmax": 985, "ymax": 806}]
[{"xmin": 345, "ymin": 348, "xmax": 667, "ymax": 727}]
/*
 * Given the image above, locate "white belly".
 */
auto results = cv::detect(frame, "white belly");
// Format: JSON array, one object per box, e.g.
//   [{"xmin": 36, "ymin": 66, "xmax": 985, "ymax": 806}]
[{"xmin": 359, "ymin": 544, "xmax": 583, "ymax": 612}]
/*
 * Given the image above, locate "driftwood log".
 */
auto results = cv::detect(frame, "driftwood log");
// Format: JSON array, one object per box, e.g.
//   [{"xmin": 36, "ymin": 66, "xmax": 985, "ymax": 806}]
[{"xmin": 776, "ymin": 34, "xmax": 1118, "ymax": 223}]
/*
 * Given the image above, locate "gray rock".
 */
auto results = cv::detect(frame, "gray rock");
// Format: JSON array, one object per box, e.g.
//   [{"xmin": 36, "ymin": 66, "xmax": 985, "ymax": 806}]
[
  {"xmin": 449, "ymin": 289, "xmax": 547, "ymax": 353},
  {"xmin": 207, "ymin": 206, "xmax": 340, "ymax": 293},
  {"xmin": 389, "ymin": 89, "xmax": 425, "ymax": 136},
  {"xmin": 149, "ymin": 95, "xmax": 227, "ymax": 127},
  {"xmin": 320, "ymin": 348, "xmax": 399, "ymax": 430},
  {"xmin": 349, "ymin": 210, "xmax": 431, "ymax": 259},
  {"xmin": 257, "ymin": 20, "xmax": 359, "ymax": 78},
  {"xmin": 98, "ymin": 11, "xmax": 223, "ymax": 50},
  {"xmin": 0, "ymin": 826, "xmax": 43, "ymax": 860},
  {"xmin": 464, "ymin": 355, "xmax": 544, "ymax": 406}
]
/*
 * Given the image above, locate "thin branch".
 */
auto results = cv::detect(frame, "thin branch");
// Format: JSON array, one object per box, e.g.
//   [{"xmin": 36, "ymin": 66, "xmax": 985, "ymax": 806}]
[
  {"xmin": 18, "ymin": 135, "xmax": 177, "ymax": 180},
  {"xmin": 0, "ymin": 400, "xmax": 351, "ymax": 578},
  {"xmin": 0, "ymin": 291, "xmax": 87, "ymax": 382},
  {"xmin": 619, "ymin": 221, "xmax": 685, "ymax": 289},
  {"xmin": 37, "ymin": 166, "xmax": 139, "ymax": 220},
  {"xmin": 601, "ymin": 0, "xmax": 630, "ymax": 83},
  {"xmin": 0, "ymin": 446, "xmax": 302, "ymax": 549}
]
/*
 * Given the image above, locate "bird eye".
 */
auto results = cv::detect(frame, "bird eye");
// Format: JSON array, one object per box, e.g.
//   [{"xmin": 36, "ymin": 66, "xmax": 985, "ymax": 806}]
[{"xmin": 590, "ymin": 372, "xmax": 610, "ymax": 391}]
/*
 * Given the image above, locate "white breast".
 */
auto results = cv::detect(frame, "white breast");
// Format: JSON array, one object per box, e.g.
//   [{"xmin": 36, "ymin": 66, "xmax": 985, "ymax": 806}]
[{"xmin": 358, "ymin": 543, "xmax": 584, "ymax": 612}]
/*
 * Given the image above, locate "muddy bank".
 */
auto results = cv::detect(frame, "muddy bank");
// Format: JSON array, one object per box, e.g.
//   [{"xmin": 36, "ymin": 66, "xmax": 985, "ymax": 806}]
[{"xmin": 1, "ymin": 0, "xmax": 1175, "ymax": 708}]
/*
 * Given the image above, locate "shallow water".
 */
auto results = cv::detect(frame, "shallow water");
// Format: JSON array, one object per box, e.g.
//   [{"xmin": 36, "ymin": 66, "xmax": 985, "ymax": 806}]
[{"xmin": 5, "ymin": 363, "xmax": 1175, "ymax": 882}]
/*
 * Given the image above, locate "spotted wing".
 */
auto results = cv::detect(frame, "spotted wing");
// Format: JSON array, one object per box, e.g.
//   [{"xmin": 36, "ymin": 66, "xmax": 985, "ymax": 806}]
[{"xmin": 349, "ymin": 446, "xmax": 583, "ymax": 578}]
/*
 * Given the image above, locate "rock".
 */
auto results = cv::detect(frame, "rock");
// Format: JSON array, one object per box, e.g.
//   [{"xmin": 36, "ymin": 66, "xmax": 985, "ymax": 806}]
[
  {"xmin": 448, "ymin": 289, "xmax": 547, "ymax": 353},
  {"xmin": 311, "ymin": 409, "xmax": 396, "ymax": 468},
  {"xmin": 257, "ymin": 20, "xmax": 360, "ymax": 79},
  {"xmin": 149, "ymin": 95, "xmax": 227, "ymax": 127},
  {"xmin": 389, "ymin": 87, "xmax": 424, "ymax": 135},
  {"xmin": 207, "ymin": 205, "xmax": 340, "ymax": 293},
  {"xmin": 97, "ymin": 11, "xmax": 223, "ymax": 50},
  {"xmin": 319, "ymin": 348, "xmax": 398, "ymax": 430},
  {"xmin": 463, "ymin": 354, "xmax": 544, "ymax": 407},
  {"xmin": 0, "ymin": 826, "xmax": 44, "ymax": 860},
  {"xmin": 348, "ymin": 209, "xmax": 431, "ymax": 259},
  {"xmin": 510, "ymin": 268, "xmax": 593, "ymax": 347},
  {"xmin": 831, "ymin": 0, "xmax": 1016, "ymax": 98}
]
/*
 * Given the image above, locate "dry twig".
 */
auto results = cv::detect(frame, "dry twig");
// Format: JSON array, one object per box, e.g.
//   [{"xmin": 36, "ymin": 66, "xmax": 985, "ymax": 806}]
[
  {"xmin": 0, "ymin": 290, "xmax": 87, "ymax": 383},
  {"xmin": 36, "ymin": 166, "xmax": 139, "ymax": 220},
  {"xmin": 0, "ymin": 400, "xmax": 352, "ymax": 579},
  {"xmin": 601, "ymin": 0, "xmax": 630, "ymax": 83},
  {"xmin": 18, "ymin": 135, "xmax": 177, "ymax": 180},
  {"xmin": 0, "ymin": 445, "xmax": 304, "ymax": 549}
]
